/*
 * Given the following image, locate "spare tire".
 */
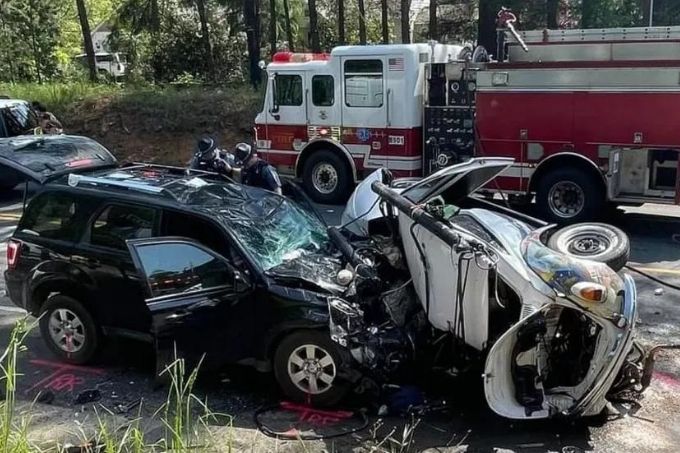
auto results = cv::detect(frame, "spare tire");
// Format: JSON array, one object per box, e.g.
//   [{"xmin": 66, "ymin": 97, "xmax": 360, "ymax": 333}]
[{"xmin": 547, "ymin": 223, "xmax": 630, "ymax": 272}]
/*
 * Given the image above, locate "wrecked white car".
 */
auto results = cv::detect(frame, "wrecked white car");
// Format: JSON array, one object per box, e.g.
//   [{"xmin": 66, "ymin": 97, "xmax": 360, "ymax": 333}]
[{"xmin": 325, "ymin": 157, "xmax": 652, "ymax": 419}]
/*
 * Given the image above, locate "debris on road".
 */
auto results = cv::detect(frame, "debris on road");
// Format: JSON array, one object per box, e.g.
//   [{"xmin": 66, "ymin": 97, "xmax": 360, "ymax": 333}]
[{"xmin": 73, "ymin": 389, "xmax": 101, "ymax": 405}]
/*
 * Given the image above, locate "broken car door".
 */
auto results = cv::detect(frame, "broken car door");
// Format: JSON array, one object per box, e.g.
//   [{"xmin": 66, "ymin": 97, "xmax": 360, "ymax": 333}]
[{"xmin": 126, "ymin": 237, "xmax": 256, "ymax": 371}]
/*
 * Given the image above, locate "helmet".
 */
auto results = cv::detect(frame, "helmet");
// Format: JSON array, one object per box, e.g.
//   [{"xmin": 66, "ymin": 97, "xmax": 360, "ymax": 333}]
[
  {"xmin": 234, "ymin": 142, "xmax": 253, "ymax": 164},
  {"xmin": 196, "ymin": 136, "xmax": 217, "ymax": 159}
]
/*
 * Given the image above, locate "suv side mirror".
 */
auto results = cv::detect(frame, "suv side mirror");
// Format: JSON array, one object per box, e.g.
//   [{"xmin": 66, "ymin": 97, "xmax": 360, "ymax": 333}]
[{"xmin": 233, "ymin": 269, "xmax": 251, "ymax": 293}]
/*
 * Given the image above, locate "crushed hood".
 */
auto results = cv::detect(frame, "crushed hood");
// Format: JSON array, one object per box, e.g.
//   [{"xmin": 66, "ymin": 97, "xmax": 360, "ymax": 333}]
[{"xmin": 266, "ymin": 253, "xmax": 346, "ymax": 295}]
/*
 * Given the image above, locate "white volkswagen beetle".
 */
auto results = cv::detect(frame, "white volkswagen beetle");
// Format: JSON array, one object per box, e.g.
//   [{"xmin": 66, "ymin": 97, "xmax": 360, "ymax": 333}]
[{"xmin": 333, "ymin": 157, "xmax": 650, "ymax": 419}]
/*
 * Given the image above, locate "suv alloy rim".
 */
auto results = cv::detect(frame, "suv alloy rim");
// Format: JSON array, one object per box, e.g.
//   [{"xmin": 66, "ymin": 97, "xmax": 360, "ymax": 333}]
[
  {"xmin": 312, "ymin": 163, "xmax": 339, "ymax": 194},
  {"xmin": 287, "ymin": 344, "xmax": 336, "ymax": 395},
  {"xmin": 48, "ymin": 308, "xmax": 86, "ymax": 353}
]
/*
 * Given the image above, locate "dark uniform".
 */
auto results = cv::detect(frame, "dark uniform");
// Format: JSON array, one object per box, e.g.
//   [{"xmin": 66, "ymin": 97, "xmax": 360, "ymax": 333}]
[
  {"xmin": 234, "ymin": 142, "xmax": 282, "ymax": 194},
  {"xmin": 241, "ymin": 159, "xmax": 281, "ymax": 192}
]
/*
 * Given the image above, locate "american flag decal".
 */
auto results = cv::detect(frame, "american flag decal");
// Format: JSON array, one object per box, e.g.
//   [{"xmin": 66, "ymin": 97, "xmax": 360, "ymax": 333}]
[{"xmin": 388, "ymin": 57, "xmax": 404, "ymax": 71}]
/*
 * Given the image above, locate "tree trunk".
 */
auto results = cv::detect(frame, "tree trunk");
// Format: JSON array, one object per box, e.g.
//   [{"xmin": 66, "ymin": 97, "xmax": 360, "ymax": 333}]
[
  {"xmin": 546, "ymin": 0, "xmax": 559, "ymax": 28},
  {"xmin": 150, "ymin": 0, "xmax": 160, "ymax": 32},
  {"xmin": 338, "ymin": 0, "xmax": 345, "ymax": 45},
  {"xmin": 308, "ymin": 0, "xmax": 320, "ymax": 52},
  {"xmin": 269, "ymin": 0, "xmax": 277, "ymax": 55},
  {"xmin": 75, "ymin": 0, "xmax": 97, "ymax": 82},
  {"xmin": 428, "ymin": 0, "xmax": 437, "ymax": 40},
  {"xmin": 581, "ymin": 0, "xmax": 596, "ymax": 28},
  {"xmin": 244, "ymin": 0, "xmax": 262, "ymax": 89},
  {"xmin": 283, "ymin": 0, "xmax": 295, "ymax": 50},
  {"xmin": 195, "ymin": 0, "xmax": 216, "ymax": 81},
  {"xmin": 358, "ymin": 0, "xmax": 367, "ymax": 44},
  {"xmin": 477, "ymin": 0, "xmax": 497, "ymax": 57},
  {"xmin": 400, "ymin": 0, "xmax": 410, "ymax": 43},
  {"xmin": 381, "ymin": 0, "xmax": 389, "ymax": 43},
  {"xmin": 641, "ymin": 0, "xmax": 651, "ymax": 26}
]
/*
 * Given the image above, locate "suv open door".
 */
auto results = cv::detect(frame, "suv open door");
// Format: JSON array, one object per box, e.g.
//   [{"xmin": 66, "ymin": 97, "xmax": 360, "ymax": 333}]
[{"xmin": 0, "ymin": 135, "xmax": 117, "ymax": 185}]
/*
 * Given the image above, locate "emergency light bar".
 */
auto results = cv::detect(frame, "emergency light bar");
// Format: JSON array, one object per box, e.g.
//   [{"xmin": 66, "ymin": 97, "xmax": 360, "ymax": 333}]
[{"xmin": 272, "ymin": 52, "xmax": 330, "ymax": 63}]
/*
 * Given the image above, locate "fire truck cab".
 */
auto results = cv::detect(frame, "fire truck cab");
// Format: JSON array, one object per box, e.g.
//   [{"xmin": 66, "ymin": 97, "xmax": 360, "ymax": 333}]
[{"xmin": 255, "ymin": 44, "xmax": 465, "ymax": 203}]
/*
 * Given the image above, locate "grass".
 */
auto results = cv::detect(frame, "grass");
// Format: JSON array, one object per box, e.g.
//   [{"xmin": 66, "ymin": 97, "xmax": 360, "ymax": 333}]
[
  {"xmin": 0, "ymin": 317, "xmax": 35, "ymax": 452},
  {"xmin": 0, "ymin": 82, "xmax": 121, "ymax": 117},
  {"xmin": 0, "ymin": 82, "xmax": 263, "ymax": 121},
  {"xmin": 0, "ymin": 319, "xmax": 231, "ymax": 452}
]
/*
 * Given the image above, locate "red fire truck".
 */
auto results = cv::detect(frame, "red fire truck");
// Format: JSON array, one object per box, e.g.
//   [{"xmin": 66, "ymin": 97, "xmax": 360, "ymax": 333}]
[{"xmin": 254, "ymin": 25, "xmax": 680, "ymax": 223}]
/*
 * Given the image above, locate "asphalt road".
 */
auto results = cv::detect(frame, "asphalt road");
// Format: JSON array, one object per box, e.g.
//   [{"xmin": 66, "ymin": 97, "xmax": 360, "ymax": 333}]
[{"xmin": 1, "ymin": 186, "xmax": 680, "ymax": 452}]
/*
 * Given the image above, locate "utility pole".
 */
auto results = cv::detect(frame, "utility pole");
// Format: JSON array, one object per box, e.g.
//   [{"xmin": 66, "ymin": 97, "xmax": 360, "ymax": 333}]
[{"xmin": 649, "ymin": 0, "xmax": 654, "ymax": 27}]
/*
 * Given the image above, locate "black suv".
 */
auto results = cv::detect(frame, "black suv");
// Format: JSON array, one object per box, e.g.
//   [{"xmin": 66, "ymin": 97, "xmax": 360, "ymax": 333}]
[{"xmin": 2, "ymin": 135, "xmax": 353, "ymax": 405}]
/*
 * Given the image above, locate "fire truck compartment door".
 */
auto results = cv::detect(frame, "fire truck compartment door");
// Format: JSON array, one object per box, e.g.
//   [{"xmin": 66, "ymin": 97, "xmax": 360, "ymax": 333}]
[
  {"xmin": 607, "ymin": 149, "xmax": 623, "ymax": 199},
  {"xmin": 266, "ymin": 71, "xmax": 308, "ymax": 127}
]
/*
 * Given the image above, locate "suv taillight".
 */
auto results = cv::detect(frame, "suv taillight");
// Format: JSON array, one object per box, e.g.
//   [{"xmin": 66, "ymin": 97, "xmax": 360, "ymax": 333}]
[{"xmin": 6, "ymin": 240, "xmax": 21, "ymax": 270}]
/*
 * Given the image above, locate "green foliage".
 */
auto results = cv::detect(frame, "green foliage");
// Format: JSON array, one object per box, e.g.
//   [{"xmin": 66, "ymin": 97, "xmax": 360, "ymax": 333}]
[
  {"xmin": 0, "ymin": 318, "xmax": 36, "ymax": 453},
  {"xmin": 0, "ymin": 320, "xmax": 230, "ymax": 451},
  {"xmin": 112, "ymin": 0, "xmax": 248, "ymax": 83},
  {"xmin": 0, "ymin": 82, "xmax": 120, "ymax": 116},
  {"xmin": 0, "ymin": 0, "xmax": 60, "ymax": 82}
]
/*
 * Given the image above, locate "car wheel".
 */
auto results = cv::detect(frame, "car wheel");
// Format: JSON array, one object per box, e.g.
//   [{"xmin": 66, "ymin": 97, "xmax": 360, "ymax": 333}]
[
  {"xmin": 536, "ymin": 169, "xmax": 604, "ymax": 224},
  {"xmin": 274, "ymin": 330, "xmax": 349, "ymax": 407},
  {"xmin": 39, "ymin": 295, "xmax": 99, "ymax": 365},
  {"xmin": 302, "ymin": 150, "xmax": 352, "ymax": 204},
  {"xmin": 548, "ymin": 223, "xmax": 630, "ymax": 272}
]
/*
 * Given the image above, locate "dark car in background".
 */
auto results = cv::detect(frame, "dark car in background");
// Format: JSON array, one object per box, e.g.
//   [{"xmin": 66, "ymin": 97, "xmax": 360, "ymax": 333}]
[{"xmin": 0, "ymin": 99, "xmax": 41, "ymax": 191}]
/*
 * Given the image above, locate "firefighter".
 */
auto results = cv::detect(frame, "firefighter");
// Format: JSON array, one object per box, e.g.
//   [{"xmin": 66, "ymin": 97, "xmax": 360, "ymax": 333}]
[
  {"xmin": 31, "ymin": 101, "xmax": 63, "ymax": 134},
  {"xmin": 233, "ymin": 142, "xmax": 283, "ymax": 195}
]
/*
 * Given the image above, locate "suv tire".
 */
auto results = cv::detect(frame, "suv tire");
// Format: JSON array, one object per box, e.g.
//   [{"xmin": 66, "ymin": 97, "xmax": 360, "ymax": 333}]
[
  {"xmin": 274, "ymin": 330, "xmax": 349, "ymax": 407},
  {"xmin": 39, "ymin": 295, "xmax": 99, "ymax": 365},
  {"xmin": 536, "ymin": 168, "xmax": 604, "ymax": 224},
  {"xmin": 302, "ymin": 150, "xmax": 352, "ymax": 204}
]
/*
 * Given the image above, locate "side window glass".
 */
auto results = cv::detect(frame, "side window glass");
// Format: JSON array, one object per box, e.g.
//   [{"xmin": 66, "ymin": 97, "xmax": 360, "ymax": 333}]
[
  {"xmin": 19, "ymin": 192, "xmax": 81, "ymax": 241},
  {"xmin": 312, "ymin": 75, "xmax": 334, "ymax": 106},
  {"xmin": 136, "ymin": 243, "xmax": 232, "ymax": 298},
  {"xmin": 344, "ymin": 60, "xmax": 383, "ymax": 108},
  {"xmin": 274, "ymin": 75, "xmax": 303, "ymax": 106},
  {"xmin": 90, "ymin": 204, "xmax": 155, "ymax": 250}
]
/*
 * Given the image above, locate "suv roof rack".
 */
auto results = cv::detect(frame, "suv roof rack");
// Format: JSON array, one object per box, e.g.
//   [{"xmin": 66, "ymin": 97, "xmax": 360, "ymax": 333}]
[{"xmin": 66, "ymin": 173, "xmax": 180, "ymax": 201}]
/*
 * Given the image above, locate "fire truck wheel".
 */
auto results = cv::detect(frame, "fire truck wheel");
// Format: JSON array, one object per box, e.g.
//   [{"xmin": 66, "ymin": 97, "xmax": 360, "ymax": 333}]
[
  {"xmin": 302, "ymin": 150, "xmax": 352, "ymax": 204},
  {"xmin": 548, "ymin": 223, "xmax": 630, "ymax": 272},
  {"xmin": 536, "ymin": 169, "xmax": 603, "ymax": 224}
]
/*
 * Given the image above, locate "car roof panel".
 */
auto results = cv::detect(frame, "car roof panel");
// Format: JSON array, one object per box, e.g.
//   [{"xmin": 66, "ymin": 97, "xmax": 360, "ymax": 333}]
[{"xmin": 0, "ymin": 135, "xmax": 118, "ymax": 183}]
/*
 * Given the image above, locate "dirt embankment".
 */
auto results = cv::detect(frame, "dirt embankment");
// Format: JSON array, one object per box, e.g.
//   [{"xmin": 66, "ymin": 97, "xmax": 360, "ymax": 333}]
[{"xmin": 60, "ymin": 87, "xmax": 263, "ymax": 165}]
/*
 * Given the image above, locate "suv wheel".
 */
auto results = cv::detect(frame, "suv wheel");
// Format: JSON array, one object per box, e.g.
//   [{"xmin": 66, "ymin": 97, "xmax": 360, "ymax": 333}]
[
  {"xmin": 39, "ymin": 295, "xmax": 99, "ymax": 365},
  {"xmin": 273, "ymin": 330, "xmax": 349, "ymax": 407}
]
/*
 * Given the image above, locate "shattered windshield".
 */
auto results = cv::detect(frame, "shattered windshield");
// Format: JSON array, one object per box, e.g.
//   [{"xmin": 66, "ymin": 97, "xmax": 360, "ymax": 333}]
[{"xmin": 227, "ymin": 196, "xmax": 330, "ymax": 270}]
